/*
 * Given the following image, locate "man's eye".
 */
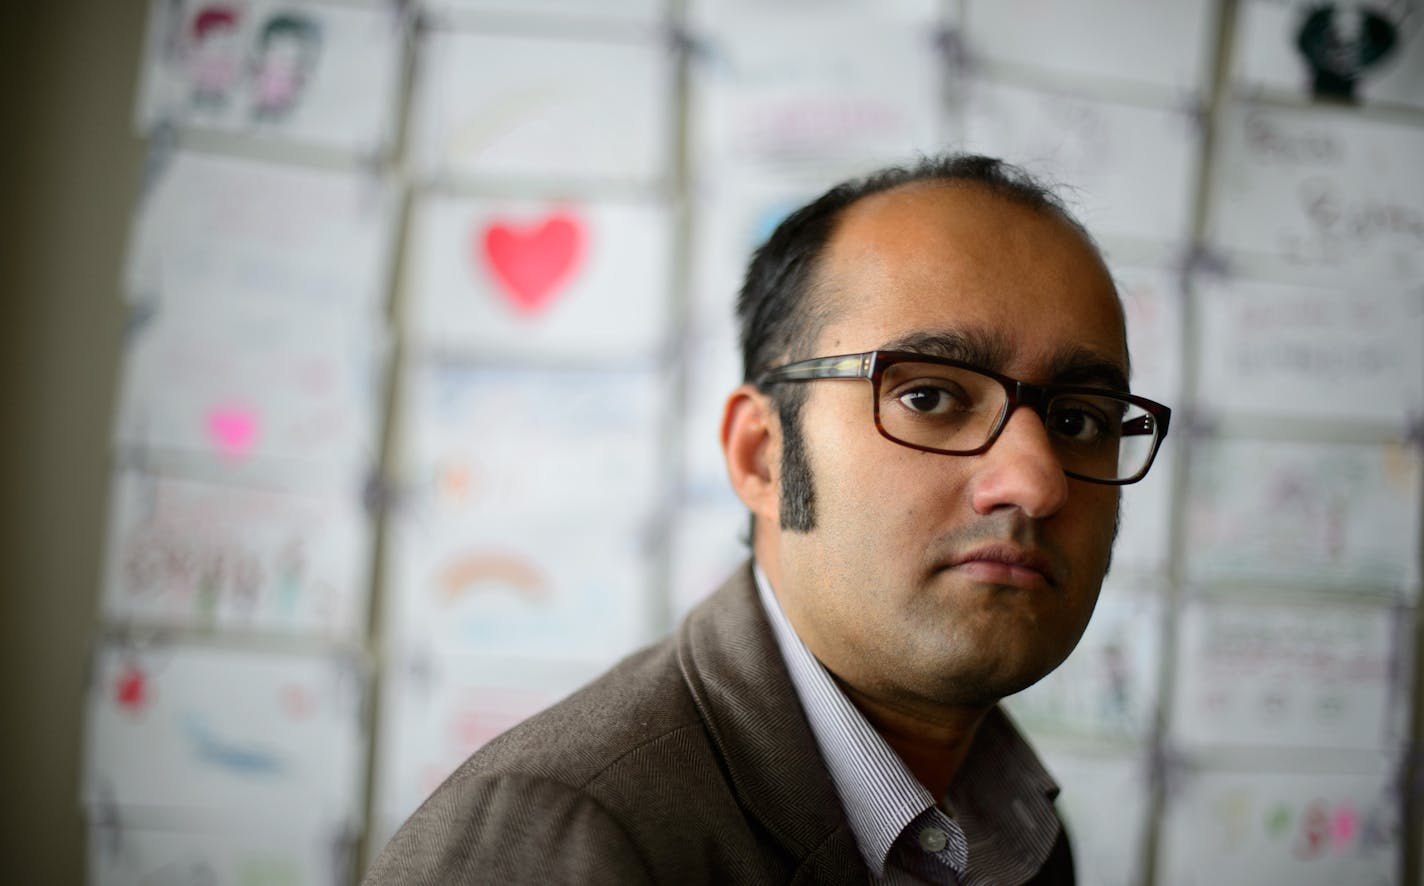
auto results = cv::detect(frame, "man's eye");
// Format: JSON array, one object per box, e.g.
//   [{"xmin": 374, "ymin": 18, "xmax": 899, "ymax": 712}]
[
  {"xmin": 897, "ymin": 386, "xmax": 964, "ymax": 416},
  {"xmin": 1049, "ymin": 406, "xmax": 1108, "ymax": 443}
]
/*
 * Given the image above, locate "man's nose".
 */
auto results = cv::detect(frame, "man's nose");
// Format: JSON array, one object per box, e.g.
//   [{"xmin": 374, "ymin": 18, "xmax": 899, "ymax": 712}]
[{"xmin": 968, "ymin": 405, "xmax": 1070, "ymax": 519}]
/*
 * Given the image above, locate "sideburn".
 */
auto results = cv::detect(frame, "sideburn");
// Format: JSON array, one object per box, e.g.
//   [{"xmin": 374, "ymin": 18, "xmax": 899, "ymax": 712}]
[{"xmin": 778, "ymin": 396, "xmax": 817, "ymax": 532}]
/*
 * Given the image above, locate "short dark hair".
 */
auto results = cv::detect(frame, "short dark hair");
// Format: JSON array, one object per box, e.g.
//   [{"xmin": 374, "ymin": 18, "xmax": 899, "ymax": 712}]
[{"xmin": 735, "ymin": 154, "xmax": 1095, "ymax": 533}]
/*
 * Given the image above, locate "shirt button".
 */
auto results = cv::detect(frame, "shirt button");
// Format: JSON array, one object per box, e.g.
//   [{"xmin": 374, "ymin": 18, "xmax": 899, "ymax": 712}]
[{"xmin": 918, "ymin": 826, "xmax": 949, "ymax": 853}]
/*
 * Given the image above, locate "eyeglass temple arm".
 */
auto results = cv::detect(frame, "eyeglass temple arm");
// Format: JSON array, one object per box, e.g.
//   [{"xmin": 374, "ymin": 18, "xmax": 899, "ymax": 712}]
[
  {"xmin": 758, "ymin": 353, "xmax": 871, "ymax": 385},
  {"xmin": 1121, "ymin": 412, "xmax": 1170, "ymax": 438}
]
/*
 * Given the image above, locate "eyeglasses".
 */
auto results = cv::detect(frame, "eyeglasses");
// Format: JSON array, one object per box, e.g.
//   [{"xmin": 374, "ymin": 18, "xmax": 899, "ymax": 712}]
[{"xmin": 757, "ymin": 350, "xmax": 1172, "ymax": 485}]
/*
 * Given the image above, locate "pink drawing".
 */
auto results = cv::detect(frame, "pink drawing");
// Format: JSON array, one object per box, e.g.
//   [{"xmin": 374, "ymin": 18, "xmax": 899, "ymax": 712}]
[
  {"xmin": 116, "ymin": 665, "xmax": 148, "ymax": 712},
  {"xmin": 477, "ymin": 213, "xmax": 586, "ymax": 315},
  {"xmin": 1330, "ymin": 803, "xmax": 1357, "ymax": 851},
  {"xmin": 207, "ymin": 405, "xmax": 259, "ymax": 457}
]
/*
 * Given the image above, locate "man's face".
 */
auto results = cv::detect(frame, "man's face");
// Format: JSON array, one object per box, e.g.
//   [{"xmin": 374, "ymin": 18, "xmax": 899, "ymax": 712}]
[{"xmin": 764, "ymin": 181, "xmax": 1126, "ymax": 713}]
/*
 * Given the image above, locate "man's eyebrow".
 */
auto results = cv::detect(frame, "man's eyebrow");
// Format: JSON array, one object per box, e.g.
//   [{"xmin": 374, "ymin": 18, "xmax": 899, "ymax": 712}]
[
  {"xmin": 879, "ymin": 330, "xmax": 1010, "ymax": 369},
  {"xmin": 1047, "ymin": 348, "xmax": 1130, "ymax": 393},
  {"xmin": 879, "ymin": 330, "xmax": 1130, "ymax": 393}
]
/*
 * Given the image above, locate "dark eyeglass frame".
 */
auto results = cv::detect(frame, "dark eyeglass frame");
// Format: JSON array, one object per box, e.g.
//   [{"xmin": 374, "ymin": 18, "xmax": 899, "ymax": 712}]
[{"xmin": 756, "ymin": 349, "xmax": 1173, "ymax": 486}]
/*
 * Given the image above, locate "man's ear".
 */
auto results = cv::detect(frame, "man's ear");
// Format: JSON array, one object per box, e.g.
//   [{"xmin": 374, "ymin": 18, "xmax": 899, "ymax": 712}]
[{"xmin": 721, "ymin": 383, "xmax": 780, "ymax": 524}]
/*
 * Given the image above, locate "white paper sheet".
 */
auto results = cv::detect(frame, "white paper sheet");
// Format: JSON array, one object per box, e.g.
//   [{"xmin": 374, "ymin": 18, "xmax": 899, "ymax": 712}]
[
  {"xmin": 134, "ymin": 0, "xmax": 405, "ymax": 154},
  {"xmin": 961, "ymin": 0, "xmax": 1217, "ymax": 95},
  {"xmin": 387, "ymin": 363, "xmax": 662, "ymax": 660},
  {"xmin": 961, "ymin": 80, "xmax": 1201, "ymax": 248},
  {"xmin": 1156, "ymin": 763, "xmax": 1401, "ymax": 886},
  {"xmin": 1037, "ymin": 747, "xmax": 1152, "ymax": 886},
  {"xmin": 409, "ymin": 28, "xmax": 673, "ymax": 187},
  {"xmin": 1184, "ymin": 438, "xmax": 1422, "ymax": 592},
  {"xmin": 114, "ymin": 299, "xmax": 385, "ymax": 473},
  {"xmin": 125, "ymin": 149, "xmax": 397, "ymax": 312},
  {"xmin": 384, "ymin": 509, "xmax": 653, "ymax": 663},
  {"xmin": 371, "ymin": 652, "xmax": 593, "ymax": 848},
  {"xmin": 1234, "ymin": 0, "xmax": 1424, "ymax": 110},
  {"xmin": 88, "ymin": 820, "xmax": 350, "ymax": 886},
  {"xmin": 83, "ymin": 641, "xmax": 365, "ymax": 830},
  {"xmin": 1206, "ymin": 102, "xmax": 1424, "ymax": 284},
  {"xmin": 1170, "ymin": 597, "xmax": 1405, "ymax": 752},
  {"xmin": 395, "ymin": 362, "xmax": 664, "ymax": 518},
  {"xmin": 405, "ymin": 194, "xmax": 672, "ymax": 361},
  {"xmin": 1195, "ymin": 275, "xmax": 1424, "ymax": 425},
  {"xmin": 100, "ymin": 467, "xmax": 371, "ymax": 640},
  {"xmin": 1006, "ymin": 582, "xmax": 1163, "ymax": 743},
  {"xmin": 689, "ymin": 14, "xmax": 946, "ymax": 176}
]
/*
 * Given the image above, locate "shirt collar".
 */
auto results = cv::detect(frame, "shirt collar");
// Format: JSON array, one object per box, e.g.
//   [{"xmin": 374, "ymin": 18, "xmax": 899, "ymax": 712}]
[{"xmin": 753, "ymin": 562, "xmax": 1060, "ymax": 881}]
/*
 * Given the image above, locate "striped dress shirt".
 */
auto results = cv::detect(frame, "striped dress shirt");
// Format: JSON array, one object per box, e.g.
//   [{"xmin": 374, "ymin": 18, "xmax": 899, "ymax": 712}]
[{"xmin": 753, "ymin": 564, "xmax": 1064, "ymax": 886}]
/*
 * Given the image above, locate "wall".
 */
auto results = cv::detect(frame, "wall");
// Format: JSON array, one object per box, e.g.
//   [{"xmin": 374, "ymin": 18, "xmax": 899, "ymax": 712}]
[{"xmin": 0, "ymin": 3, "xmax": 146, "ymax": 884}]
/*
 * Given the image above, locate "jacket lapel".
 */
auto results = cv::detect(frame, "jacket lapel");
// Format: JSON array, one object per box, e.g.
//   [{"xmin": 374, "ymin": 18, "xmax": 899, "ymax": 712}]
[{"xmin": 676, "ymin": 561, "xmax": 866, "ymax": 882}]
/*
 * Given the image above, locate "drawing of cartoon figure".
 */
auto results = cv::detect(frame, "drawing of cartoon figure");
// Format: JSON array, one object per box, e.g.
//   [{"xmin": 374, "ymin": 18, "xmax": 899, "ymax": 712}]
[
  {"xmin": 250, "ymin": 12, "xmax": 323, "ymax": 120},
  {"xmin": 1295, "ymin": 2, "xmax": 1403, "ymax": 101},
  {"xmin": 185, "ymin": 4, "xmax": 244, "ymax": 109}
]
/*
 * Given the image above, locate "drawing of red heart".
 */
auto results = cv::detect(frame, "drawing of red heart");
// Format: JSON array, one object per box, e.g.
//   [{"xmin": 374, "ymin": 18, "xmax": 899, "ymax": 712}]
[{"xmin": 478, "ymin": 213, "xmax": 586, "ymax": 315}]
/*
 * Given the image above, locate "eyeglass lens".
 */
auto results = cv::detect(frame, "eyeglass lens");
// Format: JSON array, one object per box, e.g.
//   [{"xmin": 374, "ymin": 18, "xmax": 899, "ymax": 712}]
[{"xmin": 876, "ymin": 361, "xmax": 1156, "ymax": 482}]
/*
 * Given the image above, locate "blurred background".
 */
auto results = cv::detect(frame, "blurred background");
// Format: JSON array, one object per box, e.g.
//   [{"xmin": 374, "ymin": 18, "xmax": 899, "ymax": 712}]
[{"xmin": 2, "ymin": 1, "xmax": 1422, "ymax": 884}]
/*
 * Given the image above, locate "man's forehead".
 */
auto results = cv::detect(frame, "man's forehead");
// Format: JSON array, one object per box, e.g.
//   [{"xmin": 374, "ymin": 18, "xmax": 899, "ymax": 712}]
[{"xmin": 807, "ymin": 182, "xmax": 1128, "ymax": 377}]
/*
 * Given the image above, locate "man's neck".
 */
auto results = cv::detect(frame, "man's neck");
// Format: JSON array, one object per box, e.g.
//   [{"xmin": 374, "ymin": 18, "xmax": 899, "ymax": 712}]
[{"xmin": 834, "ymin": 677, "xmax": 992, "ymax": 802}]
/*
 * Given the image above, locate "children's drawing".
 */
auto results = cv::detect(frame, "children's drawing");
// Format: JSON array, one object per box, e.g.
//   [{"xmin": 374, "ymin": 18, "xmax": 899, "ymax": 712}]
[
  {"xmin": 437, "ymin": 551, "xmax": 552, "ymax": 603},
  {"xmin": 1206, "ymin": 102, "xmax": 1424, "ymax": 283},
  {"xmin": 1296, "ymin": 4, "xmax": 1402, "ymax": 100},
  {"xmin": 185, "ymin": 713, "xmax": 285, "ymax": 775},
  {"xmin": 113, "ymin": 298, "xmax": 385, "ymax": 474},
  {"xmin": 1195, "ymin": 276, "xmax": 1424, "ymax": 424},
  {"xmin": 250, "ymin": 11, "xmax": 323, "ymax": 119},
  {"xmin": 1170, "ymin": 598, "xmax": 1403, "ymax": 751},
  {"xmin": 205, "ymin": 403, "xmax": 260, "ymax": 458},
  {"xmin": 690, "ymin": 13, "xmax": 943, "ymax": 176},
  {"xmin": 136, "ymin": 0, "xmax": 404, "ymax": 154},
  {"xmin": 406, "ymin": 195, "xmax": 670, "ymax": 359},
  {"xmin": 477, "ymin": 213, "xmax": 586, "ymax": 316},
  {"xmin": 1185, "ymin": 438, "xmax": 1421, "ymax": 591},
  {"xmin": 185, "ymin": 4, "xmax": 244, "ymax": 108},
  {"xmin": 84, "ymin": 641, "xmax": 365, "ymax": 831},
  {"xmin": 386, "ymin": 509, "xmax": 652, "ymax": 663},
  {"xmin": 1156, "ymin": 764, "xmax": 1400, "ymax": 886},
  {"xmin": 1235, "ymin": 0, "xmax": 1424, "ymax": 110},
  {"xmin": 101, "ymin": 468, "xmax": 371, "ymax": 639}
]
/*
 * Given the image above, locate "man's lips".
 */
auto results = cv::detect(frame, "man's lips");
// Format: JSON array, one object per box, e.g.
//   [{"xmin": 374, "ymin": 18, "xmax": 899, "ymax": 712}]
[{"xmin": 944, "ymin": 543, "xmax": 1058, "ymax": 590}]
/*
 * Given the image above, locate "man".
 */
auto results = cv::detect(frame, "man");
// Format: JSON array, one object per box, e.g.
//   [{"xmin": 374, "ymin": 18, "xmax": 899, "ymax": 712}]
[{"xmin": 363, "ymin": 155, "xmax": 1171, "ymax": 884}]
